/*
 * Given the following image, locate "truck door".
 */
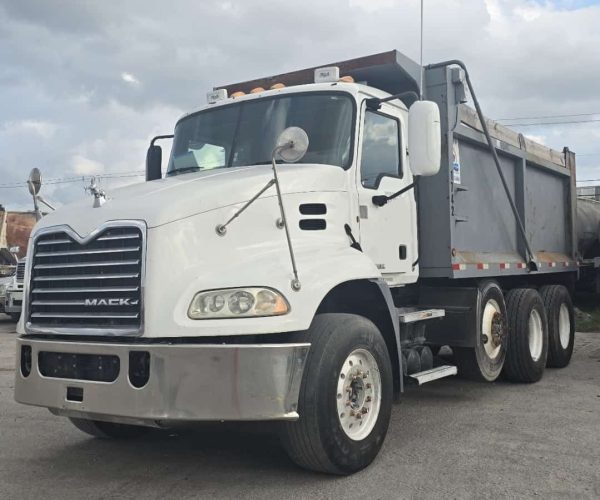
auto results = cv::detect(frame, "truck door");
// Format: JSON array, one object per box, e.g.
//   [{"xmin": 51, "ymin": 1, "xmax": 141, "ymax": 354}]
[{"xmin": 356, "ymin": 104, "xmax": 417, "ymax": 284}]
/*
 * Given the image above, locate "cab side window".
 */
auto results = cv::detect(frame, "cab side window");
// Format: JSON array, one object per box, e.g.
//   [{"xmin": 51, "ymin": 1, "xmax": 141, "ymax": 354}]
[{"xmin": 360, "ymin": 111, "xmax": 402, "ymax": 189}]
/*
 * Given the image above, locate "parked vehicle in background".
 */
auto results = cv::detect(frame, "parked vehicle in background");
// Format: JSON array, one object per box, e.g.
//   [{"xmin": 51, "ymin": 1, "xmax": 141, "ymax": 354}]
[
  {"xmin": 0, "ymin": 274, "xmax": 14, "ymax": 316},
  {"xmin": 4, "ymin": 258, "xmax": 26, "ymax": 321},
  {"xmin": 575, "ymin": 193, "xmax": 600, "ymax": 293},
  {"xmin": 15, "ymin": 50, "xmax": 579, "ymax": 474}
]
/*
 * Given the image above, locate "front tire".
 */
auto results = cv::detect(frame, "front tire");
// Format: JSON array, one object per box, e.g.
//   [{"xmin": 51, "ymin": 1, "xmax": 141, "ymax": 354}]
[
  {"xmin": 69, "ymin": 418, "xmax": 149, "ymax": 439},
  {"xmin": 539, "ymin": 285, "xmax": 575, "ymax": 368},
  {"xmin": 281, "ymin": 313, "xmax": 393, "ymax": 475},
  {"xmin": 503, "ymin": 288, "xmax": 548, "ymax": 383}
]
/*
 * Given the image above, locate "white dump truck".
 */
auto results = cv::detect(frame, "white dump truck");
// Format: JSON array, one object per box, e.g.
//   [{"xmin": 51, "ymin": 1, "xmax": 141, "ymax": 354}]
[{"xmin": 15, "ymin": 51, "xmax": 578, "ymax": 474}]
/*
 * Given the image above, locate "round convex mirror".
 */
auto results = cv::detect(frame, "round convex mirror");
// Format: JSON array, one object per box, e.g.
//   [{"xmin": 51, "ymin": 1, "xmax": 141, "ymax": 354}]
[
  {"xmin": 27, "ymin": 168, "xmax": 42, "ymax": 196},
  {"xmin": 275, "ymin": 127, "xmax": 309, "ymax": 163}
]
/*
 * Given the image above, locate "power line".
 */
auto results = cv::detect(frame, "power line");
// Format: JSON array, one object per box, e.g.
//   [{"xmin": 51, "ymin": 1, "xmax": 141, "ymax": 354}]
[
  {"xmin": 497, "ymin": 112, "xmax": 600, "ymax": 121},
  {"xmin": 504, "ymin": 119, "xmax": 600, "ymax": 127},
  {"xmin": 0, "ymin": 171, "xmax": 145, "ymax": 189}
]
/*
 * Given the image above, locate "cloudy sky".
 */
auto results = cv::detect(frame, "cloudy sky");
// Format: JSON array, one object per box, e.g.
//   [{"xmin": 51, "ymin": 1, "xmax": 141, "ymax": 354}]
[{"xmin": 1, "ymin": 0, "xmax": 599, "ymax": 210}]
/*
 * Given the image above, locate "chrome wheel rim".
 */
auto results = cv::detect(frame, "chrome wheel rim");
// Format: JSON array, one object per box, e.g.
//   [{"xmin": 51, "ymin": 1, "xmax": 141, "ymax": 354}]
[
  {"xmin": 528, "ymin": 309, "xmax": 544, "ymax": 362},
  {"xmin": 336, "ymin": 348, "xmax": 381, "ymax": 441},
  {"xmin": 481, "ymin": 299, "xmax": 503, "ymax": 360},
  {"xmin": 558, "ymin": 303, "xmax": 571, "ymax": 349}
]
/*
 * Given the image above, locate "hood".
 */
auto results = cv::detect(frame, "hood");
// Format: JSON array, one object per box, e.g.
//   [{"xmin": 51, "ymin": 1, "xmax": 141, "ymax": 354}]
[{"xmin": 34, "ymin": 164, "xmax": 348, "ymax": 236}]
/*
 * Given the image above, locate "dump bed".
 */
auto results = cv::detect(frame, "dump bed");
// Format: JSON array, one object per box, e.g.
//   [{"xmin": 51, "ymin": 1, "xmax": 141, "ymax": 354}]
[{"xmin": 420, "ymin": 64, "xmax": 577, "ymax": 279}]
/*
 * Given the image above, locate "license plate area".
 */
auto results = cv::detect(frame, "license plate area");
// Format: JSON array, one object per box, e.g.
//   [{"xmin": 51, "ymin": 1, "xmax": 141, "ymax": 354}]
[{"xmin": 39, "ymin": 352, "xmax": 120, "ymax": 382}]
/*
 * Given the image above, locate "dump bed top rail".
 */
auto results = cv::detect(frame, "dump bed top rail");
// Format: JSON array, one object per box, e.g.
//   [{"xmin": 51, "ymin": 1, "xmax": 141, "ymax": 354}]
[{"xmin": 458, "ymin": 105, "xmax": 567, "ymax": 169}]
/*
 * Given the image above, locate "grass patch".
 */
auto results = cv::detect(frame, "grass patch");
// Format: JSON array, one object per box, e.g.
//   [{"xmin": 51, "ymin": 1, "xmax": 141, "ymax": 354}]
[{"xmin": 574, "ymin": 293, "xmax": 600, "ymax": 332}]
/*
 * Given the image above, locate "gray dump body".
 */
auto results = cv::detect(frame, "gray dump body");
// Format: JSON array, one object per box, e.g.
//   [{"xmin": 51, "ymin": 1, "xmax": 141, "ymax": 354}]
[{"xmin": 420, "ymin": 64, "xmax": 577, "ymax": 279}]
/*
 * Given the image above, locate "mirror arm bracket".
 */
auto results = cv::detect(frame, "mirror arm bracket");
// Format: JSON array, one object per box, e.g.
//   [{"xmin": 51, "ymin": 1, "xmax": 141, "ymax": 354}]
[
  {"xmin": 366, "ymin": 91, "xmax": 420, "ymax": 111},
  {"xmin": 151, "ymin": 134, "xmax": 174, "ymax": 146},
  {"xmin": 372, "ymin": 182, "xmax": 415, "ymax": 207}
]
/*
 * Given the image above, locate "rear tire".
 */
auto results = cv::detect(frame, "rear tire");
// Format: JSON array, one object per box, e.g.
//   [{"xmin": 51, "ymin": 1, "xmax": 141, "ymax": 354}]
[
  {"xmin": 539, "ymin": 285, "xmax": 575, "ymax": 368},
  {"xmin": 69, "ymin": 418, "xmax": 149, "ymax": 439},
  {"xmin": 455, "ymin": 281, "xmax": 507, "ymax": 382},
  {"xmin": 280, "ymin": 313, "xmax": 393, "ymax": 475},
  {"xmin": 503, "ymin": 288, "xmax": 548, "ymax": 383}
]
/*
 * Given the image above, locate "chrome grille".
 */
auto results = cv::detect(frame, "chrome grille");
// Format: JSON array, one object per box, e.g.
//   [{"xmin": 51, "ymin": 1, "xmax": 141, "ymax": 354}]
[
  {"xmin": 16, "ymin": 261, "xmax": 25, "ymax": 283},
  {"xmin": 28, "ymin": 226, "xmax": 144, "ymax": 331}
]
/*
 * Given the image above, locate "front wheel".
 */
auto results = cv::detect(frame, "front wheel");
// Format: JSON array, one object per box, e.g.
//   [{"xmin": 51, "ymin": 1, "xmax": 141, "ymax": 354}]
[{"xmin": 281, "ymin": 313, "xmax": 393, "ymax": 475}]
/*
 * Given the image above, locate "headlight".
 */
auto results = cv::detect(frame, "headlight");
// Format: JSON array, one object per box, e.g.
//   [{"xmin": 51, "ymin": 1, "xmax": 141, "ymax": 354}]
[{"xmin": 188, "ymin": 287, "xmax": 290, "ymax": 319}]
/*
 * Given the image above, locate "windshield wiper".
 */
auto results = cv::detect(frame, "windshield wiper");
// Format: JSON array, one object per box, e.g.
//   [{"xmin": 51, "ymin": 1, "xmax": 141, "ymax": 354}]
[
  {"xmin": 247, "ymin": 160, "xmax": 285, "ymax": 166},
  {"xmin": 168, "ymin": 166, "xmax": 202, "ymax": 176}
]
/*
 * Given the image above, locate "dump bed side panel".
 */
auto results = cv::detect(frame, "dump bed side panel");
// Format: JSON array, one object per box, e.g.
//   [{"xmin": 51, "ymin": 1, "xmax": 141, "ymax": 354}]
[{"xmin": 418, "ymin": 66, "xmax": 577, "ymax": 279}]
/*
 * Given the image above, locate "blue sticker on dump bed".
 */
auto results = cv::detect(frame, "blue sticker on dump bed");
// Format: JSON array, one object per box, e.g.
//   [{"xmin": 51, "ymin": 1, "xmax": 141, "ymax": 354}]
[{"xmin": 452, "ymin": 139, "xmax": 461, "ymax": 184}]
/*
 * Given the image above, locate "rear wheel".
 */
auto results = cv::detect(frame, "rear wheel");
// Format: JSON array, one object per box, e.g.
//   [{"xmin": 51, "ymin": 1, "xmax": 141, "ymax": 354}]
[
  {"xmin": 503, "ymin": 288, "xmax": 548, "ymax": 383},
  {"xmin": 455, "ymin": 281, "xmax": 507, "ymax": 382},
  {"xmin": 539, "ymin": 285, "xmax": 575, "ymax": 368},
  {"xmin": 280, "ymin": 313, "xmax": 393, "ymax": 475},
  {"xmin": 69, "ymin": 418, "xmax": 149, "ymax": 439}
]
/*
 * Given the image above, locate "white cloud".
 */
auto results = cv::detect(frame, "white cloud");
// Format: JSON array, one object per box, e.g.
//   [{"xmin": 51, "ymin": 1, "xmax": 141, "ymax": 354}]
[
  {"xmin": 524, "ymin": 133, "xmax": 547, "ymax": 144},
  {"xmin": 515, "ymin": 4, "xmax": 543, "ymax": 21},
  {"xmin": 2, "ymin": 119, "xmax": 58, "ymax": 139},
  {"xmin": 349, "ymin": 0, "xmax": 396, "ymax": 13},
  {"xmin": 121, "ymin": 72, "xmax": 140, "ymax": 85},
  {"xmin": 71, "ymin": 155, "xmax": 104, "ymax": 176}
]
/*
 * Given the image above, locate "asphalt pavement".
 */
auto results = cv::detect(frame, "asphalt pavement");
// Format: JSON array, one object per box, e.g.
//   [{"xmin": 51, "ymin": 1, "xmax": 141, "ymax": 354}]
[{"xmin": 1, "ymin": 314, "xmax": 599, "ymax": 499}]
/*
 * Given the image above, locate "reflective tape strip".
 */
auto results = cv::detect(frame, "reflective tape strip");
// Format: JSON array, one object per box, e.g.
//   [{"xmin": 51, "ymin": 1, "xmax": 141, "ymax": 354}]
[
  {"xmin": 517, "ymin": 263, "xmax": 527, "ymax": 269},
  {"xmin": 499, "ymin": 263, "xmax": 511, "ymax": 270},
  {"xmin": 477, "ymin": 263, "xmax": 489, "ymax": 270},
  {"xmin": 563, "ymin": 262, "xmax": 570, "ymax": 267},
  {"xmin": 452, "ymin": 263, "xmax": 466, "ymax": 271},
  {"xmin": 548, "ymin": 262, "xmax": 557, "ymax": 268}
]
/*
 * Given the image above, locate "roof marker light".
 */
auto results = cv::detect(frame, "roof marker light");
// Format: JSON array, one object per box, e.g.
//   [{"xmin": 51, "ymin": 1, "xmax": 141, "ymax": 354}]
[
  {"xmin": 314, "ymin": 66, "xmax": 340, "ymax": 83},
  {"xmin": 270, "ymin": 83, "xmax": 285, "ymax": 89},
  {"xmin": 230, "ymin": 91, "xmax": 246, "ymax": 98},
  {"xmin": 339, "ymin": 75, "xmax": 355, "ymax": 83},
  {"xmin": 250, "ymin": 87, "xmax": 265, "ymax": 94},
  {"xmin": 207, "ymin": 89, "xmax": 228, "ymax": 104}
]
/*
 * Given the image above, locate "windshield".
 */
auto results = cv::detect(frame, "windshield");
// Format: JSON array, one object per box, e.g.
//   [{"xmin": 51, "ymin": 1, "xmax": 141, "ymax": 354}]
[{"xmin": 167, "ymin": 92, "xmax": 354, "ymax": 175}]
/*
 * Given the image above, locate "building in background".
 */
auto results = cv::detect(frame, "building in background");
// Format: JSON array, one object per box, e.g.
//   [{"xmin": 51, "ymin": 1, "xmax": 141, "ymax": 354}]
[
  {"xmin": 577, "ymin": 186, "xmax": 600, "ymax": 202},
  {"xmin": 0, "ymin": 206, "xmax": 37, "ymax": 257}
]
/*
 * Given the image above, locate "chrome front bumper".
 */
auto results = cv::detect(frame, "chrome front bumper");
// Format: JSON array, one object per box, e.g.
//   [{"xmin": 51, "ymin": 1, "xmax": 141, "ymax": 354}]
[{"xmin": 15, "ymin": 337, "xmax": 310, "ymax": 426}]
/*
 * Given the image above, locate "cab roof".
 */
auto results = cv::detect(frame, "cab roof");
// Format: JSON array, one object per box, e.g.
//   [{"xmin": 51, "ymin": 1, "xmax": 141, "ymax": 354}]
[{"xmin": 179, "ymin": 81, "xmax": 407, "ymax": 124}]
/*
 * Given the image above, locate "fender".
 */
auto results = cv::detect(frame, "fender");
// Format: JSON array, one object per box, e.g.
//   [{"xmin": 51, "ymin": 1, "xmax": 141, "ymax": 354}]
[{"xmin": 369, "ymin": 278, "xmax": 404, "ymax": 394}]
